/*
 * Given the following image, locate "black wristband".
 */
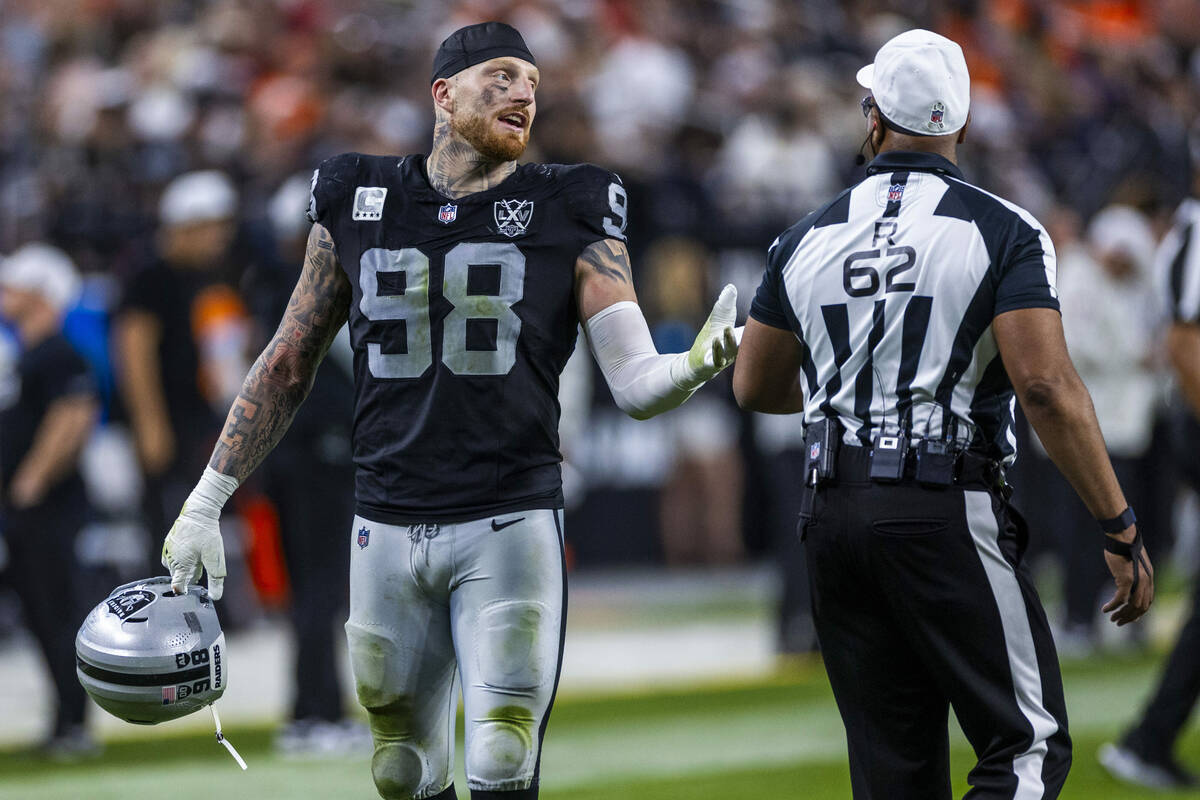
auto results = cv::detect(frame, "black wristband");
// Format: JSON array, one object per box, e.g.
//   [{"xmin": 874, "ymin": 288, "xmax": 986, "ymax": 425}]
[
  {"xmin": 1098, "ymin": 506, "xmax": 1136, "ymax": 534},
  {"xmin": 1103, "ymin": 527, "xmax": 1148, "ymax": 597},
  {"xmin": 1103, "ymin": 533, "xmax": 1135, "ymax": 559}
]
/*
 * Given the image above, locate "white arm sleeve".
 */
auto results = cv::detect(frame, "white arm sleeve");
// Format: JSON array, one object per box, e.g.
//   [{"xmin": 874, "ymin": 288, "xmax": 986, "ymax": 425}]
[{"xmin": 583, "ymin": 301, "xmax": 699, "ymax": 420}]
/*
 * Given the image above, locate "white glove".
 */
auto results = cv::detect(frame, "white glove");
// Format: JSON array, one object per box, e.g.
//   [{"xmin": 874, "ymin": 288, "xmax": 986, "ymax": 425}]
[
  {"xmin": 670, "ymin": 284, "xmax": 741, "ymax": 390},
  {"xmin": 161, "ymin": 467, "xmax": 239, "ymax": 600}
]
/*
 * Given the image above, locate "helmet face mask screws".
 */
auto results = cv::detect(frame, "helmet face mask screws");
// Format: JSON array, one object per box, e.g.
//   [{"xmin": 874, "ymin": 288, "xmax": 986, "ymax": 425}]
[{"xmin": 76, "ymin": 576, "xmax": 227, "ymax": 725}]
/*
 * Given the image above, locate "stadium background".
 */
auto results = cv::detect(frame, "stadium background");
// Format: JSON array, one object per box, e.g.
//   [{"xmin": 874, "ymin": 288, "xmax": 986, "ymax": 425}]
[{"xmin": 2, "ymin": 0, "xmax": 1200, "ymax": 797}]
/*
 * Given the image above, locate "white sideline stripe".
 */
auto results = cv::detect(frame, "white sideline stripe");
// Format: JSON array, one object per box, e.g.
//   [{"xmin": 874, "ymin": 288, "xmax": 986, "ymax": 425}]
[{"xmin": 965, "ymin": 490, "xmax": 1059, "ymax": 800}]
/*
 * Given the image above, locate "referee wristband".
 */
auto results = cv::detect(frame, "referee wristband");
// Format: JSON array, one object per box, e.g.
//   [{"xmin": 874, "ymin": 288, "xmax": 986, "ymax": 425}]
[{"xmin": 1098, "ymin": 506, "xmax": 1136, "ymax": 535}]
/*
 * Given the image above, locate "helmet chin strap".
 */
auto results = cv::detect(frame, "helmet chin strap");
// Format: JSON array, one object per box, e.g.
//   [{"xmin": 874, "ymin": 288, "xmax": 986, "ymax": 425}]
[{"xmin": 210, "ymin": 704, "xmax": 248, "ymax": 770}]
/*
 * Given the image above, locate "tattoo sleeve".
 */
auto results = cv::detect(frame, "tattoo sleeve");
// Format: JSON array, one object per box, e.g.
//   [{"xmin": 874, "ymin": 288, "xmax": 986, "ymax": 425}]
[
  {"xmin": 578, "ymin": 239, "xmax": 633, "ymax": 285},
  {"xmin": 209, "ymin": 223, "xmax": 352, "ymax": 480}
]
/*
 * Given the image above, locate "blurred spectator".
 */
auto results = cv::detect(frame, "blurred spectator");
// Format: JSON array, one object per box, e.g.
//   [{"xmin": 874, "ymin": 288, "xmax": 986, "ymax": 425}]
[
  {"xmin": 0, "ymin": 243, "xmax": 99, "ymax": 756},
  {"xmin": 112, "ymin": 170, "xmax": 243, "ymax": 571},
  {"xmin": 715, "ymin": 97, "xmax": 840, "ymax": 223},
  {"xmin": 1101, "ymin": 172, "xmax": 1200, "ymax": 791},
  {"xmin": 245, "ymin": 174, "xmax": 367, "ymax": 756},
  {"xmin": 644, "ymin": 237, "xmax": 743, "ymax": 565},
  {"xmin": 752, "ymin": 411, "xmax": 818, "ymax": 657},
  {"xmin": 1055, "ymin": 204, "xmax": 1162, "ymax": 653},
  {"xmin": 586, "ymin": 30, "xmax": 695, "ymax": 170}
]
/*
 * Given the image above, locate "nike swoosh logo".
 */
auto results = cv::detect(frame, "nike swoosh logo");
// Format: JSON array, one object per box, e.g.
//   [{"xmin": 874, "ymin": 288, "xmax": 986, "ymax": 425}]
[{"xmin": 491, "ymin": 517, "xmax": 525, "ymax": 531}]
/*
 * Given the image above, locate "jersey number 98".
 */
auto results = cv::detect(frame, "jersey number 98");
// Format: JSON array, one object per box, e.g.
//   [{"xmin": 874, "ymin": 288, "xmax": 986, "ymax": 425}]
[{"xmin": 359, "ymin": 242, "xmax": 524, "ymax": 379}]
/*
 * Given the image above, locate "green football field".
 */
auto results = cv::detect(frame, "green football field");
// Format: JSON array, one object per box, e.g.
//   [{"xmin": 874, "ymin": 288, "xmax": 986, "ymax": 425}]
[{"xmin": 2, "ymin": 651, "xmax": 1197, "ymax": 800}]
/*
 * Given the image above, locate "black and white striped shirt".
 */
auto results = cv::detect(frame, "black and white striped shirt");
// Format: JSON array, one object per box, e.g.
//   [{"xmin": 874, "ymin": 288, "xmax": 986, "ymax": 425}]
[
  {"xmin": 1159, "ymin": 197, "xmax": 1200, "ymax": 324},
  {"xmin": 750, "ymin": 151, "xmax": 1058, "ymax": 463}
]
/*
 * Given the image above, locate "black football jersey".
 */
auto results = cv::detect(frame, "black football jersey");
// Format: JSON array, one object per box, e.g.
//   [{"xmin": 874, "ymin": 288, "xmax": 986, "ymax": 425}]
[{"xmin": 307, "ymin": 153, "xmax": 628, "ymax": 522}]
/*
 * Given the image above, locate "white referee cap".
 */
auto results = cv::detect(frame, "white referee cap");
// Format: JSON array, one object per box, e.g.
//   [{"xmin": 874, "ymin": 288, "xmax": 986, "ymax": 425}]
[
  {"xmin": 856, "ymin": 29, "xmax": 970, "ymax": 137},
  {"xmin": 159, "ymin": 170, "xmax": 237, "ymax": 226},
  {"xmin": 0, "ymin": 243, "xmax": 82, "ymax": 314}
]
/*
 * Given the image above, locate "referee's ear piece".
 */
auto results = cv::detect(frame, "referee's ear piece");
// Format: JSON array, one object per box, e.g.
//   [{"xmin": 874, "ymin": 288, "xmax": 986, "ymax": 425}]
[
  {"xmin": 855, "ymin": 115, "xmax": 878, "ymax": 166},
  {"xmin": 854, "ymin": 131, "xmax": 872, "ymax": 166}
]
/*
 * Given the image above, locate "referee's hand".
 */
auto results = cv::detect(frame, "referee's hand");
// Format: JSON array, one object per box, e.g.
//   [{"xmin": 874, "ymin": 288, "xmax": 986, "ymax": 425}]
[{"xmin": 1101, "ymin": 527, "xmax": 1153, "ymax": 626}]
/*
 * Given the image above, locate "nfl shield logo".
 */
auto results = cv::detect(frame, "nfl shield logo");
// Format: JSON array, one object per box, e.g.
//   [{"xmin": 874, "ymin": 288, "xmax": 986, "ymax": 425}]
[
  {"xmin": 888, "ymin": 183, "xmax": 905, "ymax": 202},
  {"xmin": 930, "ymin": 101, "xmax": 946, "ymax": 128},
  {"xmin": 809, "ymin": 442, "xmax": 821, "ymax": 460},
  {"xmin": 494, "ymin": 199, "xmax": 534, "ymax": 237},
  {"xmin": 438, "ymin": 203, "xmax": 458, "ymax": 224},
  {"xmin": 357, "ymin": 527, "xmax": 370, "ymax": 549}
]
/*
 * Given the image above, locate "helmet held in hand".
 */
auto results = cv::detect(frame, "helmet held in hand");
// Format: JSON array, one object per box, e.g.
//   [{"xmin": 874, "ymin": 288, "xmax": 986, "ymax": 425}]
[{"xmin": 76, "ymin": 576, "xmax": 227, "ymax": 725}]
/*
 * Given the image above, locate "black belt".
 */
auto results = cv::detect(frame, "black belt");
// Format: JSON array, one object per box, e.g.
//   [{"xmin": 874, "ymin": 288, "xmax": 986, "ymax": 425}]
[
  {"xmin": 798, "ymin": 441, "xmax": 1008, "ymax": 520},
  {"xmin": 797, "ymin": 440, "xmax": 1008, "ymax": 523},
  {"xmin": 825, "ymin": 444, "xmax": 1005, "ymax": 490}
]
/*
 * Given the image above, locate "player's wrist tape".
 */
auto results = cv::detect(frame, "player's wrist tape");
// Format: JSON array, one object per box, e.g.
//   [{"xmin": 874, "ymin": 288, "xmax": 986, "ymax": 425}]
[
  {"xmin": 1103, "ymin": 526, "xmax": 1148, "ymax": 597},
  {"xmin": 183, "ymin": 467, "xmax": 240, "ymax": 520},
  {"xmin": 1097, "ymin": 506, "xmax": 1136, "ymax": 534}
]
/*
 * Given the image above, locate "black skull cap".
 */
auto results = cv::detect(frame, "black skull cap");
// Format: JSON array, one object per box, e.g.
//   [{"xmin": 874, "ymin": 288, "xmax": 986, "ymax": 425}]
[{"xmin": 431, "ymin": 22, "xmax": 536, "ymax": 84}]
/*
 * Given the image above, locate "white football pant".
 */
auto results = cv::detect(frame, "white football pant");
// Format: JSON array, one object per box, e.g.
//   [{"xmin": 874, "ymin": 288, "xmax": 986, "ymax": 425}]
[{"xmin": 345, "ymin": 509, "xmax": 566, "ymax": 799}]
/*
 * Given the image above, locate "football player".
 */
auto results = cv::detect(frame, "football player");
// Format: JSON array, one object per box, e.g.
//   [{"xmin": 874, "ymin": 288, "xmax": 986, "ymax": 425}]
[{"xmin": 161, "ymin": 21, "xmax": 739, "ymax": 800}]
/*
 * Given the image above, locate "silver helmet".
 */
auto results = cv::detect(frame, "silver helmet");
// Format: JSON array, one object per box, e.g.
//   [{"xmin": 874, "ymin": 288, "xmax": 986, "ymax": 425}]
[{"xmin": 76, "ymin": 576, "xmax": 227, "ymax": 725}]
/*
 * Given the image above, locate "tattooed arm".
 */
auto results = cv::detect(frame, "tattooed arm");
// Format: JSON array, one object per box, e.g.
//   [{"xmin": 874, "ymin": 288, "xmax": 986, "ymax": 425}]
[
  {"xmin": 161, "ymin": 223, "xmax": 351, "ymax": 598},
  {"xmin": 574, "ymin": 238, "xmax": 637, "ymax": 322},
  {"xmin": 210, "ymin": 223, "xmax": 351, "ymax": 479},
  {"xmin": 574, "ymin": 238, "xmax": 740, "ymax": 420}
]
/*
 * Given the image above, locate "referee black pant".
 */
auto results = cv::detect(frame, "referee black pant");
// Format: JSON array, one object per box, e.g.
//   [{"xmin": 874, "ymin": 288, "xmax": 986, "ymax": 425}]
[{"xmin": 803, "ymin": 473, "xmax": 1071, "ymax": 799}]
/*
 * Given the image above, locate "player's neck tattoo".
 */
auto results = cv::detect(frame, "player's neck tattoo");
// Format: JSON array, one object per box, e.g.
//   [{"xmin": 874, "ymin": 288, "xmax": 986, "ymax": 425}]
[{"xmin": 427, "ymin": 114, "xmax": 517, "ymax": 199}]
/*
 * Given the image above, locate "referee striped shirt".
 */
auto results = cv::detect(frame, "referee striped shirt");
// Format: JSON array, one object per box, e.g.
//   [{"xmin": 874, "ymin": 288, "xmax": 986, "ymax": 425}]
[
  {"xmin": 1159, "ymin": 197, "xmax": 1200, "ymax": 324},
  {"xmin": 750, "ymin": 151, "xmax": 1058, "ymax": 463}
]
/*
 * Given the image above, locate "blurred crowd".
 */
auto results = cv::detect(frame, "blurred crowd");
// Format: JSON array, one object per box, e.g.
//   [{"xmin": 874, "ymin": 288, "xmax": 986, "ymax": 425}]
[{"xmin": 4, "ymin": 0, "xmax": 1200, "ymax": 753}]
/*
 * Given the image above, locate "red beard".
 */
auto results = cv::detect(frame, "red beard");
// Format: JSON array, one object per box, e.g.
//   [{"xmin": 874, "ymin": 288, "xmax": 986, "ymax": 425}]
[{"xmin": 452, "ymin": 108, "xmax": 529, "ymax": 162}]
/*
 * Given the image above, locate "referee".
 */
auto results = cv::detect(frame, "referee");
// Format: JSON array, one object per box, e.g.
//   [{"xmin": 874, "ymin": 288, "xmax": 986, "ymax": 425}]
[{"xmin": 733, "ymin": 29, "xmax": 1153, "ymax": 799}]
